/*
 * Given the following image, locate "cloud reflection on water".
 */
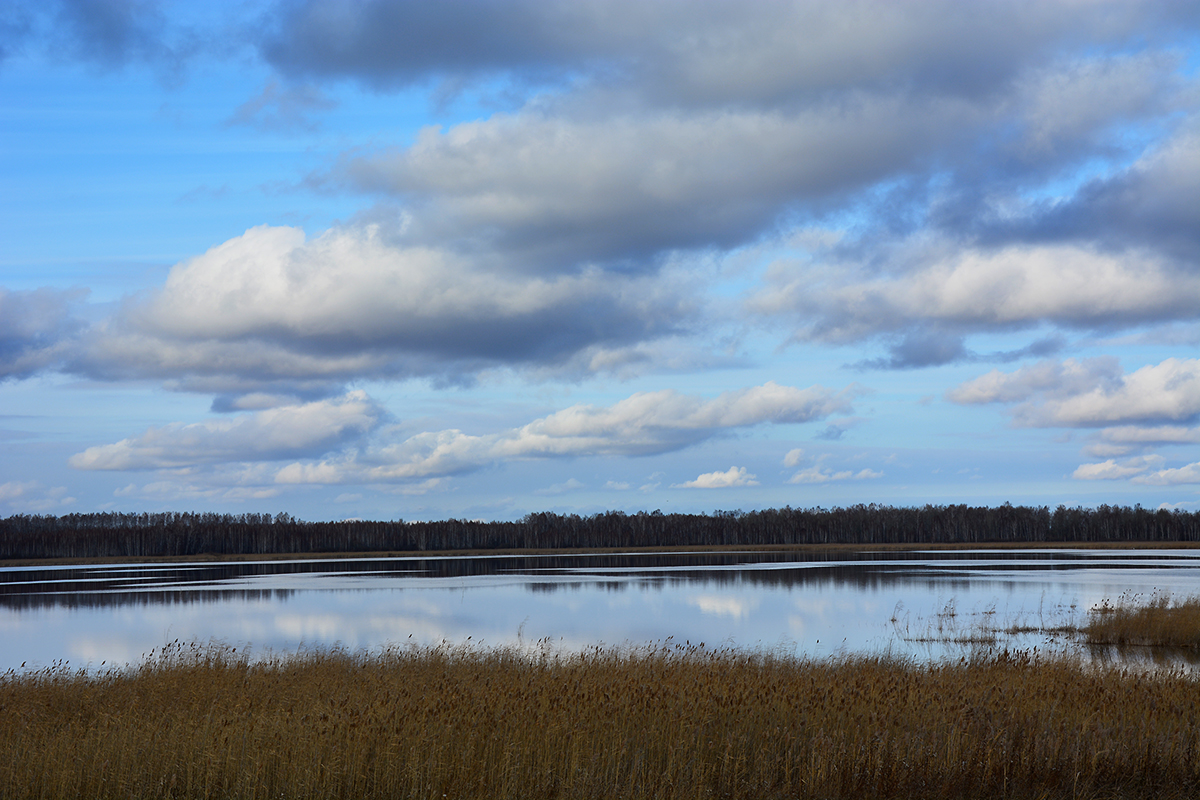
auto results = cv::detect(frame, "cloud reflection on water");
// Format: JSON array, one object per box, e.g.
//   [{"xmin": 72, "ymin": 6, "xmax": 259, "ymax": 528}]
[{"xmin": 2, "ymin": 549, "xmax": 1200, "ymax": 671}]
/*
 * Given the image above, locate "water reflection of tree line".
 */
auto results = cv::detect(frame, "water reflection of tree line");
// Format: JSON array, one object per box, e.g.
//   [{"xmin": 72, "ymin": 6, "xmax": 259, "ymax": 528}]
[
  {"xmin": 3, "ymin": 504, "xmax": 1199, "ymax": 560},
  {"xmin": 0, "ymin": 551, "xmax": 1170, "ymax": 609},
  {"xmin": 0, "ymin": 588, "xmax": 298, "ymax": 611}
]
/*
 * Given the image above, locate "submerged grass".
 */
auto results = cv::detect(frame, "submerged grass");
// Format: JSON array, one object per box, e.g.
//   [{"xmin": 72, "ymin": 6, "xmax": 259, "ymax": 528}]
[
  {"xmin": 895, "ymin": 592, "xmax": 1200, "ymax": 655},
  {"xmin": 3, "ymin": 637, "xmax": 1200, "ymax": 799}
]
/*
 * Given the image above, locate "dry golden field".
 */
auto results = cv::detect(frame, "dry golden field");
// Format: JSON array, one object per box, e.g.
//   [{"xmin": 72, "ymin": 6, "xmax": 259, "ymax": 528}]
[{"xmin": 3, "ymin": 618, "xmax": 1200, "ymax": 800}]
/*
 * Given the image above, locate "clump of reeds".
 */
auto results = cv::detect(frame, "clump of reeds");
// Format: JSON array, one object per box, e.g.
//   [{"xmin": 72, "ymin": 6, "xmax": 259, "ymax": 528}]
[
  {"xmin": 1084, "ymin": 592, "xmax": 1200, "ymax": 648},
  {"xmin": 3, "ymin": 638, "xmax": 1199, "ymax": 799}
]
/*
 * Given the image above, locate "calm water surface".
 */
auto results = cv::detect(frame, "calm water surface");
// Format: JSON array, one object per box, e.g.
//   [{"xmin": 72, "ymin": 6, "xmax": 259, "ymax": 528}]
[{"xmin": 3, "ymin": 548, "xmax": 1200, "ymax": 671}]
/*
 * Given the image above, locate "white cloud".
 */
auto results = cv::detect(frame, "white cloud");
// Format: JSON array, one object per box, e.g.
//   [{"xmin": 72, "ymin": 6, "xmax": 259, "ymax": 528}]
[
  {"xmin": 0, "ymin": 481, "xmax": 75, "ymax": 512},
  {"xmin": 1072, "ymin": 459, "xmax": 1151, "ymax": 481},
  {"xmin": 273, "ymin": 382, "xmax": 851, "ymax": 486},
  {"xmin": 1133, "ymin": 462, "xmax": 1200, "ymax": 486},
  {"xmin": 70, "ymin": 391, "xmax": 381, "ymax": 470},
  {"xmin": 787, "ymin": 466, "xmax": 882, "ymax": 484},
  {"xmin": 0, "ymin": 481, "xmax": 36, "ymax": 501},
  {"xmin": 948, "ymin": 357, "xmax": 1200, "ymax": 427},
  {"xmin": 760, "ymin": 244, "xmax": 1200, "ymax": 346},
  {"xmin": 1071, "ymin": 454, "xmax": 1179, "ymax": 483},
  {"xmin": 673, "ymin": 466, "xmax": 759, "ymax": 489},
  {"xmin": 946, "ymin": 357, "xmax": 1121, "ymax": 405},
  {"xmin": 783, "ymin": 448, "xmax": 805, "ymax": 467},
  {"xmin": 75, "ymin": 223, "xmax": 692, "ymax": 389},
  {"xmin": 121, "ymin": 481, "xmax": 282, "ymax": 502},
  {"xmin": 1083, "ymin": 425, "xmax": 1200, "ymax": 457},
  {"xmin": 331, "ymin": 100, "xmax": 978, "ymax": 270}
]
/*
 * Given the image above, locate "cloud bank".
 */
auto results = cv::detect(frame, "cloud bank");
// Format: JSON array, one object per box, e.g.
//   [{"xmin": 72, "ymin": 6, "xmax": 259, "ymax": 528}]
[{"xmin": 70, "ymin": 382, "xmax": 856, "ymax": 492}]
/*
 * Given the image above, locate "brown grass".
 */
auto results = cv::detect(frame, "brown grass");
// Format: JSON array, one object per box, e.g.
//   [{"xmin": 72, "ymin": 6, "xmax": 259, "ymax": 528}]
[
  {"xmin": 3, "ymin": 640, "xmax": 1199, "ymax": 799},
  {"xmin": 1084, "ymin": 593, "xmax": 1200, "ymax": 648}
]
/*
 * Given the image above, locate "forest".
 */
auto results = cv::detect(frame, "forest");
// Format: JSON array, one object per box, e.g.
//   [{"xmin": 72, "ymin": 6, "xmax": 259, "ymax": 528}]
[{"xmin": 2, "ymin": 503, "xmax": 1198, "ymax": 560}]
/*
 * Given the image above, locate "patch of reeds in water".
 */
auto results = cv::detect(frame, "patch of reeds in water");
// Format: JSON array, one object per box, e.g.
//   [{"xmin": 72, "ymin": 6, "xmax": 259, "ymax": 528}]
[
  {"xmin": 3, "ymin": 637, "xmax": 1200, "ymax": 799},
  {"xmin": 1084, "ymin": 592, "xmax": 1200, "ymax": 649}
]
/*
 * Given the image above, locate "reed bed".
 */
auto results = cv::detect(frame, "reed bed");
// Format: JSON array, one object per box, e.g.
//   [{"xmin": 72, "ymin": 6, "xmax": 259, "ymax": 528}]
[
  {"xmin": 1085, "ymin": 593, "xmax": 1200, "ymax": 649},
  {"xmin": 3, "ymin": 640, "xmax": 1199, "ymax": 800}
]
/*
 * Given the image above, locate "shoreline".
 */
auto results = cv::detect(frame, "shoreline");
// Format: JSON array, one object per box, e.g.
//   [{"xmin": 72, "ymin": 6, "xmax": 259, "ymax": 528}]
[{"xmin": 4, "ymin": 538, "xmax": 1200, "ymax": 568}]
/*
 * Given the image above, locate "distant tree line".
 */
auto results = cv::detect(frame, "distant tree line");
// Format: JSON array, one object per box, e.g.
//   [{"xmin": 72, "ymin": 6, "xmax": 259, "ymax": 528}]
[{"xmin": 1, "ymin": 503, "xmax": 1198, "ymax": 560}]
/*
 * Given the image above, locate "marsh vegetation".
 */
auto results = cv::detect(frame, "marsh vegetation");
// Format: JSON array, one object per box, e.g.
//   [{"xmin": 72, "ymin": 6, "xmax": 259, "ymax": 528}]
[
  {"xmin": 894, "ymin": 591, "xmax": 1200, "ymax": 658},
  {"xmin": 5, "ymin": 596, "xmax": 1200, "ymax": 800}
]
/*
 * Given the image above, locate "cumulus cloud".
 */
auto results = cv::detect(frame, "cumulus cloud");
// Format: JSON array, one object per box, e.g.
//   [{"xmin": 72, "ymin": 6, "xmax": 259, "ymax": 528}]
[
  {"xmin": 787, "ymin": 467, "xmax": 882, "ymax": 484},
  {"xmin": 782, "ymin": 449, "xmax": 883, "ymax": 484},
  {"xmin": 1072, "ymin": 458, "xmax": 1152, "ymax": 481},
  {"xmin": 673, "ymin": 466, "xmax": 759, "ymax": 489},
  {"xmin": 259, "ymin": 2, "xmax": 1200, "ymax": 374},
  {"xmin": 323, "ymin": 102, "xmax": 976, "ymax": 271},
  {"xmin": 759, "ymin": 244, "xmax": 1200, "ymax": 352},
  {"xmin": 69, "ymin": 391, "xmax": 381, "ymax": 470},
  {"xmin": 1134, "ymin": 462, "xmax": 1200, "ymax": 486},
  {"xmin": 948, "ymin": 357, "xmax": 1200, "ymax": 427},
  {"xmin": 72, "ymin": 224, "xmax": 691, "ymax": 389},
  {"xmin": 1082, "ymin": 426, "xmax": 1200, "ymax": 458},
  {"xmin": 1069, "ymin": 454, "xmax": 1200, "ymax": 486},
  {"xmin": 273, "ymin": 382, "xmax": 855, "ymax": 485},
  {"xmin": 4, "ymin": 1, "xmax": 1195, "ymax": 393}
]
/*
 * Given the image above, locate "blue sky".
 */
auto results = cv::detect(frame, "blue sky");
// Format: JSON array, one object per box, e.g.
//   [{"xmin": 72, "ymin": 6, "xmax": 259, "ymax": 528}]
[{"xmin": 2, "ymin": 0, "xmax": 1200, "ymax": 521}]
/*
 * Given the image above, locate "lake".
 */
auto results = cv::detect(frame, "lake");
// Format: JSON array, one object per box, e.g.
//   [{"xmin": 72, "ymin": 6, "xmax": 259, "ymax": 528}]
[{"xmin": 4, "ymin": 547, "xmax": 1200, "ymax": 672}]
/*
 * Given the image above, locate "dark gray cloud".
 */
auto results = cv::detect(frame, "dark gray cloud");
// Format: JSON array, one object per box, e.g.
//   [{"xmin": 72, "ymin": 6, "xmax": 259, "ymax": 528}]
[
  {"xmin": 260, "ymin": 0, "xmax": 1198, "ymax": 105},
  {"xmin": 323, "ymin": 100, "xmax": 974, "ymax": 272},
  {"xmin": 260, "ymin": 0, "xmax": 614, "ymax": 91},
  {"xmin": 853, "ymin": 330, "xmax": 1066, "ymax": 370},
  {"xmin": 0, "ymin": 288, "xmax": 86, "ymax": 380},
  {"xmin": 977, "ymin": 124, "xmax": 1200, "ymax": 261},
  {"xmin": 55, "ymin": 0, "xmax": 171, "ymax": 67},
  {"xmin": 855, "ymin": 329, "xmax": 971, "ymax": 370}
]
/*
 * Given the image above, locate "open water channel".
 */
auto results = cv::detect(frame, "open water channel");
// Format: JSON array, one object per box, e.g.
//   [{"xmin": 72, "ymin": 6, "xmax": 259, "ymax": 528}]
[{"xmin": 3, "ymin": 548, "xmax": 1200, "ymax": 672}]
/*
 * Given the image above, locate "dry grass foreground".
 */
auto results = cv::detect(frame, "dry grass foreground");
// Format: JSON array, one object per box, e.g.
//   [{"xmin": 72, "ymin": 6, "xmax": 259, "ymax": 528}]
[{"xmin": 4, "ymin": 635, "xmax": 1200, "ymax": 800}]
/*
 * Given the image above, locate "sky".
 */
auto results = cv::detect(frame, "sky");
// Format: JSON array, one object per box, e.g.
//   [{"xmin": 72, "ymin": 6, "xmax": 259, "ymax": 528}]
[{"xmin": 1, "ymin": 0, "xmax": 1200, "ymax": 522}]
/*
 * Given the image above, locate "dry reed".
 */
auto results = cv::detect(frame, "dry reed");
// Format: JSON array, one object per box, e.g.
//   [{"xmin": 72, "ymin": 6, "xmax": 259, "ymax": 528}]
[
  {"xmin": 3, "ymin": 637, "xmax": 1199, "ymax": 799},
  {"xmin": 1085, "ymin": 592, "xmax": 1200, "ymax": 649}
]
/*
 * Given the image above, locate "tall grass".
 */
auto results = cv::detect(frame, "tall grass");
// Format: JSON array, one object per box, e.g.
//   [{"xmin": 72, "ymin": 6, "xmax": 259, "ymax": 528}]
[
  {"xmin": 1085, "ymin": 593, "xmax": 1200, "ymax": 648},
  {"xmin": 3, "ymin": 640, "xmax": 1199, "ymax": 799}
]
